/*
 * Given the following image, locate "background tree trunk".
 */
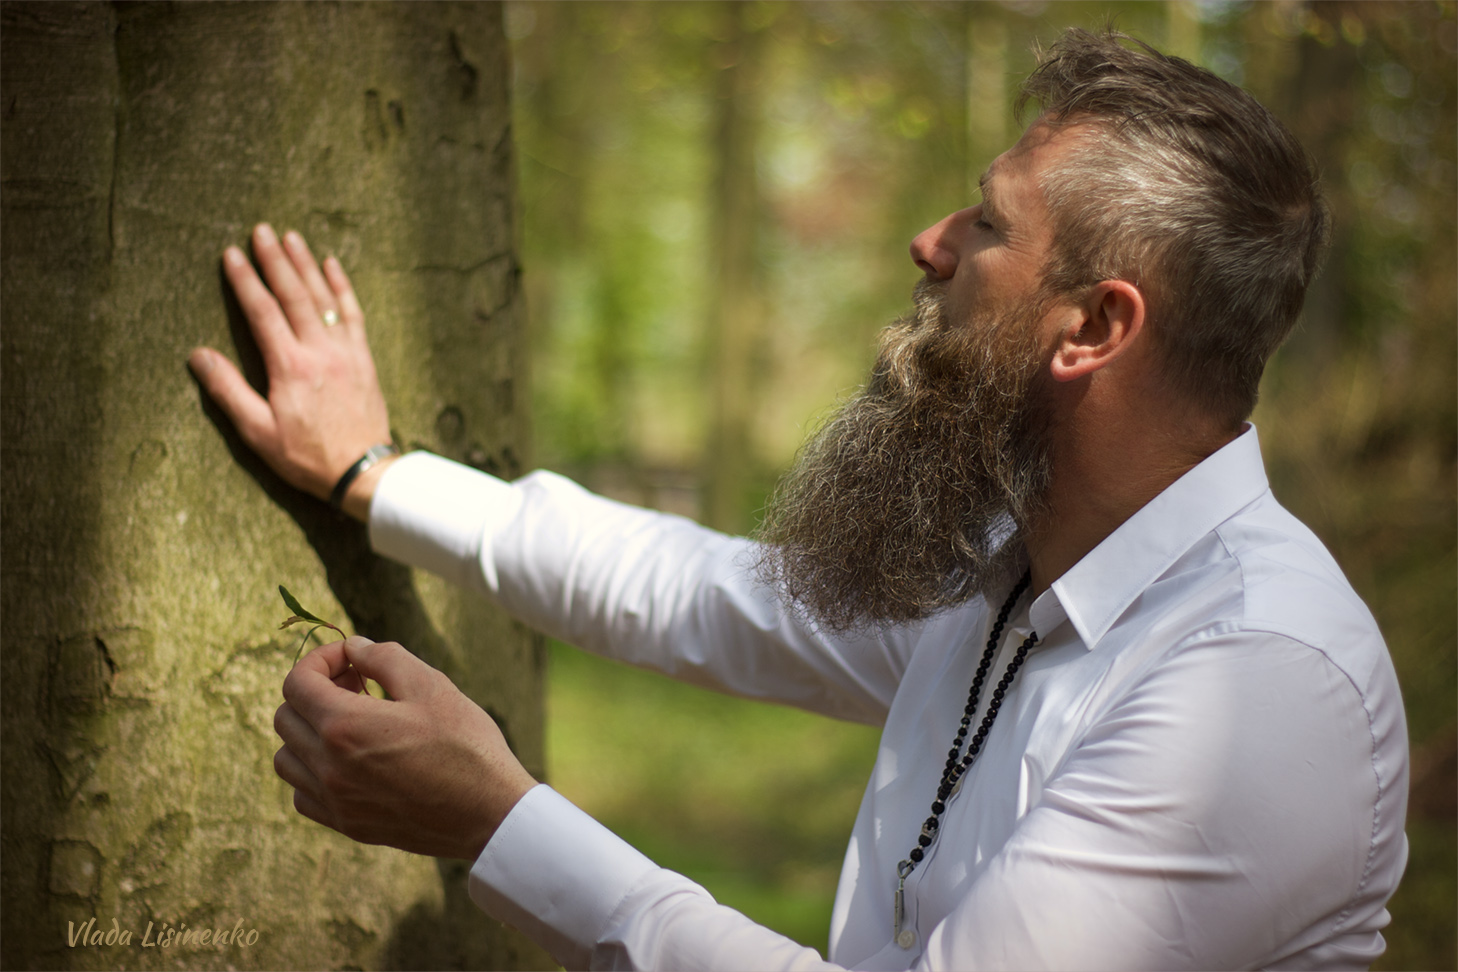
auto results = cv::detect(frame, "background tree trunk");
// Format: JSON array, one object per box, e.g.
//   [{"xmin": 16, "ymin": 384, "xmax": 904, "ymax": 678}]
[
  {"xmin": 964, "ymin": 4, "xmax": 1008, "ymax": 200},
  {"xmin": 1, "ymin": 3, "xmax": 549, "ymax": 969},
  {"xmin": 701, "ymin": 1, "xmax": 765, "ymax": 535}
]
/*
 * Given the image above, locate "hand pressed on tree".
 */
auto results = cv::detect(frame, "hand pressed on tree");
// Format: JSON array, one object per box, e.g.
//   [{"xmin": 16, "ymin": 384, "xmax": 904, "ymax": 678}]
[{"xmin": 189, "ymin": 223, "xmax": 397, "ymax": 520}]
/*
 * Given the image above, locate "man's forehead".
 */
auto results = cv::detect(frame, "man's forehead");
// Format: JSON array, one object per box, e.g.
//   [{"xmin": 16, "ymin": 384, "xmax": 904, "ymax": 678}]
[
  {"xmin": 976, "ymin": 154, "xmax": 1025, "ymax": 216},
  {"xmin": 979, "ymin": 120, "xmax": 1081, "ymax": 208},
  {"xmin": 978, "ymin": 169, "xmax": 998, "ymax": 208}
]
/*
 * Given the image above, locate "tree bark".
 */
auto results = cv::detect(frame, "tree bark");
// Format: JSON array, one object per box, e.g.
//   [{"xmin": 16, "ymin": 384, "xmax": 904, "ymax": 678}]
[{"xmin": 1, "ymin": 3, "xmax": 548, "ymax": 969}]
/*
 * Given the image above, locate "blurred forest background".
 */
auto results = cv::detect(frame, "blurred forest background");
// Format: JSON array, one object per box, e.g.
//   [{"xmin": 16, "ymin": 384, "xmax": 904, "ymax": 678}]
[{"xmin": 505, "ymin": 2, "xmax": 1455, "ymax": 968}]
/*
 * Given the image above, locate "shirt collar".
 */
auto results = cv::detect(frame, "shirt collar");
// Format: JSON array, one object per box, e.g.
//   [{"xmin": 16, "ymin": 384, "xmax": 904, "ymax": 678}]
[{"xmin": 1039, "ymin": 424, "xmax": 1270, "ymax": 651}]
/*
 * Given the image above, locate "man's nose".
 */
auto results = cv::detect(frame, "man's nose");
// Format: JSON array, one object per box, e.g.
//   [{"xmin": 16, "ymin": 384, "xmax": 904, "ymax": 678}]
[{"xmin": 908, "ymin": 209, "xmax": 968, "ymax": 281}]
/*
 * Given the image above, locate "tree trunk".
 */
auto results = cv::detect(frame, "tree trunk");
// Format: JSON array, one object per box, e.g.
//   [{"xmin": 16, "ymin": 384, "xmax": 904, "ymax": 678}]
[
  {"xmin": 965, "ymin": 4, "xmax": 1008, "ymax": 200},
  {"xmin": 1, "ymin": 3, "xmax": 548, "ymax": 969},
  {"xmin": 1278, "ymin": 2, "xmax": 1363, "ymax": 369},
  {"xmin": 701, "ymin": 1, "xmax": 764, "ymax": 535}
]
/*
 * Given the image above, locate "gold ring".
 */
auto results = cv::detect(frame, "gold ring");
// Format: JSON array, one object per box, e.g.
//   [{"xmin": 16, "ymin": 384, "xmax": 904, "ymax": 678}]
[{"xmin": 322, "ymin": 309, "xmax": 339, "ymax": 327}]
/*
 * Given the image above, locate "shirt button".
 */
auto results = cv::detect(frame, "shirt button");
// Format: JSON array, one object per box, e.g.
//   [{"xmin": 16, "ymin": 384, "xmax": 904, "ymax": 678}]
[{"xmin": 896, "ymin": 929, "xmax": 917, "ymax": 950}]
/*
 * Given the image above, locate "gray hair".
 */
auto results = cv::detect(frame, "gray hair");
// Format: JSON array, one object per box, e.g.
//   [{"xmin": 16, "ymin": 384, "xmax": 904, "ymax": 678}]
[{"xmin": 1017, "ymin": 28, "xmax": 1329, "ymax": 425}]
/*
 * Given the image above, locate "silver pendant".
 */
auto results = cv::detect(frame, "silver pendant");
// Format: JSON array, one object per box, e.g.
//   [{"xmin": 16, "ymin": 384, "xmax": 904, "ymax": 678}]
[{"xmin": 893, "ymin": 869, "xmax": 917, "ymax": 947}]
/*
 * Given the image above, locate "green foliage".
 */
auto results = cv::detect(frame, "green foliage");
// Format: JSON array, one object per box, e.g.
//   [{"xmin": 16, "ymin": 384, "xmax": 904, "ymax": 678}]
[
  {"xmin": 278, "ymin": 584, "xmax": 345, "ymax": 663},
  {"xmin": 545, "ymin": 640, "xmax": 879, "ymax": 951}
]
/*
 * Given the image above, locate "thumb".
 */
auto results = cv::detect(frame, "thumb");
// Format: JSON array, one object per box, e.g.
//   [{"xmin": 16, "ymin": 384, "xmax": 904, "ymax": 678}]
[
  {"xmin": 188, "ymin": 347, "xmax": 278, "ymax": 451},
  {"xmin": 340, "ymin": 637, "xmax": 442, "ymax": 701}
]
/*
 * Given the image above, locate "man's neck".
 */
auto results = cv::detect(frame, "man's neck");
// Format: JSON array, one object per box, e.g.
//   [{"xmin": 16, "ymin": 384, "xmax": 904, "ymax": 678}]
[{"xmin": 1022, "ymin": 416, "xmax": 1239, "ymax": 597}]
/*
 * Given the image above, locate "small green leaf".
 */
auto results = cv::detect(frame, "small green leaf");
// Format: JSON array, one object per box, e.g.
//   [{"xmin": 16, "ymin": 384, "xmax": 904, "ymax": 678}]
[
  {"xmin": 278, "ymin": 585, "xmax": 345, "ymax": 665},
  {"xmin": 276, "ymin": 585, "xmax": 364, "ymax": 692},
  {"xmin": 279, "ymin": 585, "xmax": 328, "ymax": 625}
]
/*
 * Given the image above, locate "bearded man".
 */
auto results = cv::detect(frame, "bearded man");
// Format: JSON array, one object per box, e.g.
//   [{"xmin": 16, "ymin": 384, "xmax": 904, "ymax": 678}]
[{"xmin": 190, "ymin": 29, "xmax": 1407, "ymax": 971}]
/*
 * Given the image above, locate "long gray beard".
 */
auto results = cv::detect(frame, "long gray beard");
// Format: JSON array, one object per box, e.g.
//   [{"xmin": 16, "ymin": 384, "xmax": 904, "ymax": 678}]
[{"xmin": 753, "ymin": 281, "xmax": 1054, "ymax": 632}]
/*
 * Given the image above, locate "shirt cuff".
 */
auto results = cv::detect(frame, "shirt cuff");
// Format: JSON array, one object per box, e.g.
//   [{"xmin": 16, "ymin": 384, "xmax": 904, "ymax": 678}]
[
  {"xmin": 368, "ymin": 451, "xmax": 521, "ymax": 593},
  {"xmin": 469, "ymin": 784, "xmax": 660, "ymax": 970}
]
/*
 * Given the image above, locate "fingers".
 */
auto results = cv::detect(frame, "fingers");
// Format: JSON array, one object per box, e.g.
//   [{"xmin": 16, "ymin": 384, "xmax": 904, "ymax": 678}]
[
  {"xmin": 252, "ymin": 224, "xmax": 327, "ymax": 340},
  {"xmin": 282, "ymin": 230, "xmax": 341, "ymax": 329},
  {"xmin": 282, "ymin": 638, "xmax": 372, "ymax": 724},
  {"xmin": 341, "ymin": 639, "xmax": 442, "ymax": 702},
  {"xmin": 291, "ymin": 787, "xmax": 334, "ymax": 830},
  {"xmin": 289, "ymin": 637, "xmax": 357, "ymax": 681},
  {"xmin": 273, "ymin": 725, "xmax": 320, "ymax": 790},
  {"xmin": 274, "ymin": 702, "xmax": 330, "ymax": 821},
  {"xmin": 223, "ymin": 246, "xmax": 294, "ymax": 369},
  {"xmin": 322, "ymin": 255, "xmax": 365, "ymax": 334},
  {"xmin": 223, "ymin": 226, "xmax": 353, "ymax": 350},
  {"xmin": 274, "ymin": 741, "xmax": 335, "ymax": 829},
  {"xmin": 187, "ymin": 347, "xmax": 279, "ymax": 452},
  {"xmin": 333, "ymin": 665, "xmax": 368, "ymax": 694}
]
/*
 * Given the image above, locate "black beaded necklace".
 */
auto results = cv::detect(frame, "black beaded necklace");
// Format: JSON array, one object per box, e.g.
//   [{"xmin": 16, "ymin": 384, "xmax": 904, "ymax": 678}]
[{"xmin": 892, "ymin": 571, "xmax": 1038, "ymax": 947}]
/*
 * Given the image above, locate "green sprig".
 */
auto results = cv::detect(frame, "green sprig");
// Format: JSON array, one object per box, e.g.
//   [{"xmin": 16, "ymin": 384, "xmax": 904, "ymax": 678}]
[{"xmin": 278, "ymin": 584, "xmax": 346, "ymax": 664}]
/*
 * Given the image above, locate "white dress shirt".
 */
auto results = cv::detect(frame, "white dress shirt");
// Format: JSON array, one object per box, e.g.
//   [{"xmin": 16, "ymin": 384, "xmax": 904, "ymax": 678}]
[{"xmin": 368, "ymin": 426, "xmax": 1408, "ymax": 971}]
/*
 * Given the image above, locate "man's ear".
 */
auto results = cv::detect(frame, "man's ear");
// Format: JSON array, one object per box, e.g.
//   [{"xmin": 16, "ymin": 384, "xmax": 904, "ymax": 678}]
[{"xmin": 1049, "ymin": 280, "xmax": 1146, "ymax": 383}]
